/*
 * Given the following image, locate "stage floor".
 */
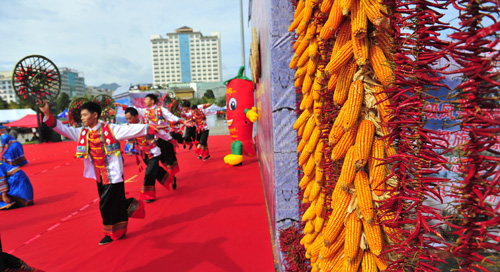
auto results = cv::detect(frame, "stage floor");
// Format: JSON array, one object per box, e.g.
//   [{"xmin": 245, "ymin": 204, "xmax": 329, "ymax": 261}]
[{"xmin": 1, "ymin": 135, "xmax": 275, "ymax": 272}]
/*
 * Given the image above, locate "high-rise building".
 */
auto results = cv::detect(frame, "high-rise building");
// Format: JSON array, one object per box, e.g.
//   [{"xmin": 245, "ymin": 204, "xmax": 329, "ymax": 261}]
[
  {"xmin": 151, "ymin": 26, "xmax": 222, "ymax": 86},
  {"xmin": 0, "ymin": 71, "xmax": 18, "ymax": 104},
  {"xmin": 60, "ymin": 67, "xmax": 86, "ymax": 99}
]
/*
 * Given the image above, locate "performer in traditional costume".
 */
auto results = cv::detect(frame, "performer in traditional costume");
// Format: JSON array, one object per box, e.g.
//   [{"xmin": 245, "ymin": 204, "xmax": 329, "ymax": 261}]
[
  {"xmin": 1, "ymin": 235, "xmax": 43, "ymax": 272},
  {"xmin": 39, "ymin": 101, "xmax": 155, "ymax": 245},
  {"xmin": 181, "ymin": 100, "xmax": 197, "ymax": 150},
  {"xmin": 124, "ymin": 107, "xmax": 172, "ymax": 199},
  {"xmin": 115, "ymin": 94, "xmax": 191, "ymax": 189},
  {"xmin": 191, "ymin": 104, "xmax": 217, "ymax": 161},
  {"xmin": 0, "ymin": 126, "xmax": 28, "ymax": 166},
  {"xmin": 0, "ymin": 162, "xmax": 34, "ymax": 210}
]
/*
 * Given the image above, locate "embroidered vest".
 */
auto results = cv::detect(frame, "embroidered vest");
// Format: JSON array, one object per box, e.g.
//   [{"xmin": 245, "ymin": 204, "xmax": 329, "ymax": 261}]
[
  {"xmin": 144, "ymin": 106, "xmax": 164, "ymax": 125},
  {"xmin": 193, "ymin": 109, "xmax": 207, "ymax": 131},
  {"xmin": 76, "ymin": 123, "xmax": 121, "ymax": 158},
  {"xmin": 128, "ymin": 121, "xmax": 157, "ymax": 153}
]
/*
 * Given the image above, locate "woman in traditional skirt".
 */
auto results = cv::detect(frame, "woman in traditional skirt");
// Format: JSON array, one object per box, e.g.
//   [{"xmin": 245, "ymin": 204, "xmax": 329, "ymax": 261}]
[
  {"xmin": 0, "ymin": 161, "xmax": 34, "ymax": 210},
  {"xmin": 0, "ymin": 125, "xmax": 28, "ymax": 166}
]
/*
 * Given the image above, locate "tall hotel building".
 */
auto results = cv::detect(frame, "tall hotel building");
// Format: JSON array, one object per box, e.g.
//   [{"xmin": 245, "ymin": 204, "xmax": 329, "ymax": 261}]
[{"xmin": 150, "ymin": 26, "xmax": 222, "ymax": 85}]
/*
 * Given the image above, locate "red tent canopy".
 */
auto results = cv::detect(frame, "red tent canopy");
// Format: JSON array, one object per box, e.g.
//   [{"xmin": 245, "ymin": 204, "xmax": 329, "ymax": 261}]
[{"xmin": 4, "ymin": 114, "xmax": 38, "ymax": 128}]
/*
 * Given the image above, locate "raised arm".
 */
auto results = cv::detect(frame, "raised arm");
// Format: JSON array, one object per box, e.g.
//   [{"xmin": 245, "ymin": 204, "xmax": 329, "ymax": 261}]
[
  {"xmin": 114, "ymin": 103, "xmax": 147, "ymax": 117},
  {"xmin": 39, "ymin": 101, "xmax": 82, "ymax": 141},
  {"xmin": 111, "ymin": 123, "xmax": 157, "ymax": 141},
  {"xmin": 160, "ymin": 107, "xmax": 181, "ymax": 123}
]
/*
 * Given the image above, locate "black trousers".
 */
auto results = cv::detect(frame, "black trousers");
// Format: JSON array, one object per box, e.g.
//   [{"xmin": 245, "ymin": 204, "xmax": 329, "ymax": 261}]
[
  {"xmin": 183, "ymin": 126, "xmax": 197, "ymax": 144},
  {"xmin": 197, "ymin": 129, "xmax": 209, "ymax": 147},
  {"xmin": 156, "ymin": 138, "xmax": 177, "ymax": 166},
  {"xmin": 96, "ymin": 180, "xmax": 129, "ymax": 227},
  {"xmin": 170, "ymin": 131, "xmax": 184, "ymax": 144},
  {"xmin": 143, "ymin": 155, "xmax": 167, "ymax": 186}
]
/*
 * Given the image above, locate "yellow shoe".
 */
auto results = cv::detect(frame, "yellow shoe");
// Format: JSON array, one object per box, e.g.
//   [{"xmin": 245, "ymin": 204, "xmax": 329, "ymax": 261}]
[{"xmin": 224, "ymin": 154, "xmax": 244, "ymax": 166}]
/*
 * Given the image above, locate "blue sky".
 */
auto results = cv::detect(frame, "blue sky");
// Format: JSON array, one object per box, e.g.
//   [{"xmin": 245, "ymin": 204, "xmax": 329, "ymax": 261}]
[{"xmin": 0, "ymin": 0, "xmax": 252, "ymax": 87}]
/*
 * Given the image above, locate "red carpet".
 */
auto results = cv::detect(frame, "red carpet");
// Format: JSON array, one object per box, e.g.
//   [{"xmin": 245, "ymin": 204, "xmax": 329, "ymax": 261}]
[{"xmin": 0, "ymin": 135, "xmax": 275, "ymax": 272}]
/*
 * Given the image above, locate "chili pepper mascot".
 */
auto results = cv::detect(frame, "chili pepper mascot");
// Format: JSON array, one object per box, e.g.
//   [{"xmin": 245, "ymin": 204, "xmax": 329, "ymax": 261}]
[{"xmin": 223, "ymin": 67, "xmax": 258, "ymax": 166}]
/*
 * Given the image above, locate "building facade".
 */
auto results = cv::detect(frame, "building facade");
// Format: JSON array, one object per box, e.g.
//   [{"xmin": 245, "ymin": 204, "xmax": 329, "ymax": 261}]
[
  {"xmin": 60, "ymin": 67, "xmax": 86, "ymax": 99},
  {"xmin": 0, "ymin": 71, "xmax": 18, "ymax": 104},
  {"xmin": 151, "ymin": 26, "xmax": 222, "ymax": 85}
]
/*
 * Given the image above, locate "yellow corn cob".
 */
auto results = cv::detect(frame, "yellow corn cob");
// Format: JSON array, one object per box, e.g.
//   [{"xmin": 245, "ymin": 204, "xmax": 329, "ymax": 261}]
[
  {"xmin": 319, "ymin": 227, "xmax": 346, "ymax": 259},
  {"xmin": 301, "ymin": 90, "xmax": 314, "ymax": 110},
  {"xmin": 299, "ymin": 173, "xmax": 314, "ymax": 189},
  {"xmin": 302, "ymin": 115, "xmax": 316, "ymax": 141},
  {"xmin": 321, "ymin": 247, "xmax": 345, "ymax": 271},
  {"xmin": 315, "ymin": 164, "xmax": 324, "ymax": 183},
  {"xmin": 344, "ymin": 248, "xmax": 364, "ymax": 272},
  {"xmin": 373, "ymin": 86, "xmax": 394, "ymax": 123},
  {"xmin": 293, "ymin": 34, "xmax": 304, "ymax": 51},
  {"xmin": 340, "ymin": 0, "xmax": 354, "ymax": 15},
  {"xmin": 304, "ymin": 220, "xmax": 315, "ymax": 234},
  {"xmin": 374, "ymin": 252, "xmax": 389, "ymax": 271},
  {"xmin": 325, "ymin": 40, "xmax": 354, "ymax": 75},
  {"xmin": 368, "ymin": 139, "xmax": 386, "ymax": 196},
  {"xmin": 313, "ymin": 100, "xmax": 324, "ymax": 120},
  {"xmin": 333, "ymin": 59, "xmax": 357, "ymax": 106},
  {"xmin": 362, "ymin": 218, "xmax": 384, "ymax": 256},
  {"xmin": 290, "ymin": 36, "xmax": 310, "ymax": 69},
  {"xmin": 302, "ymin": 73, "xmax": 315, "ymax": 95},
  {"xmin": 312, "ymin": 71, "xmax": 325, "ymax": 97},
  {"xmin": 303, "ymin": 179, "xmax": 315, "ymax": 202},
  {"xmin": 294, "ymin": 108, "xmax": 313, "ymax": 130},
  {"xmin": 319, "ymin": 0, "xmax": 343, "ymax": 41},
  {"xmin": 374, "ymin": 29, "xmax": 393, "ymax": 54},
  {"xmin": 315, "ymin": 215, "xmax": 326, "ymax": 233},
  {"xmin": 302, "ymin": 196, "xmax": 317, "ymax": 221},
  {"xmin": 345, "ymin": 212, "xmax": 363, "ymax": 263},
  {"xmin": 294, "ymin": 65, "xmax": 307, "ymax": 80},
  {"xmin": 298, "ymin": 46, "xmax": 311, "ymax": 68},
  {"xmin": 320, "ymin": 0, "xmax": 335, "ymax": 13},
  {"xmin": 378, "ymin": 209, "xmax": 402, "ymax": 244},
  {"xmin": 362, "ymin": 250, "xmax": 378, "ymax": 272},
  {"xmin": 314, "ymin": 140, "xmax": 325, "ymax": 164},
  {"xmin": 309, "ymin": 178, "xmax": 323, "ymax": 202},
  {"xmin": 339, "ymin": 146, "xmax": 357, "ymax": 190},
  {"xmin": 353, "ymin": 35, "xmax": 369, "ymax": 66},
  {"xmin": 296, "ymin": 0, "xmax": 317, "ymax": 34},
  {"xmin": 298, "ymin": 123, "xmax": 305, "ymax": 137},
  {"xmin": 327, "ymin": 69, "xmax": 341, "ymax": 90},
  {"xmin": 309, "ymin": 36, "xmax": 319, "ymax": 59},
  {"xmin": 361, "ymin": 0, "xmax": 385, "ymax": 26},
  {"xmin": 354, "ymin": 171, "xmax": 375, "ymax": 224},
  {"xmin": 341, "ymin": 80, "xmax": 364, "ymax": 133},
  {"xmin": 289, "ymin": 8, "xmax": 304, "ymax": 32},
  {"xmin": 315, "ymin": 192, "xmax": 326, "ymax": 217},
  {"xmin": 300, "ymin": 234, "xmax": 308, "ymax": 245},
  {"xmin": 299, "ymin": 146, "xmax": 312, "ymax": 166},
  {"xmin": 294, "ymin": 0, "xmax": 306, "ymax": 18},
  {"xmin": 331, "ymin": 122, "xmax": 358, "ymax": 161},
  {"xmin": 352, "ymin": 0, "xmax": 367, "ymax": 38},
  {"xmin": 311, "ymin": 258, "xmax": 318, "ymax": 269},
  {"xmin": 304, "ymin": 152, "xmax": 316, "ymax": 176},
  {"xmin": 323, "ymin": 181, "xmax": 352, "ymax": 246},
  {"xmin": 297, "ymin": 138, "xmax": 307, "ymax": 153},
  {"xmin": 305, "ymin": 125, "xmax": 321, "ymax": 154},
  {"xmin": 307, "ymin": 55, "xmax": 320, "ymax": 76},
  {"xmin": 311, "ymin": 233, "xmax": 325, "ymax": 257},
  {"xmin": 306, "ymin": 230, "xmax": 319, "ymax": 244},
  {"xmin": 295, "ymin": 72, "xmax": 306, "ymax": 87},
  {"xmin": 333, "ymin": 19, "xmax": 352, "ymax": 52},
  {"xmin": 354, "ymin": 119, "xmax": 375, "ymax": 170},
  {"xmin": 369, "ymin": 44, "xmax": 395, "ymax": 87}
]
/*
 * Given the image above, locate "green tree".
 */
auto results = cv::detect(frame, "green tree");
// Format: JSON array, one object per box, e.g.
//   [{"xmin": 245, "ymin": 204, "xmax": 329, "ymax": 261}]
[
  {"xmin": 217, "ymin": 94, "xmax": 227, "ymax": 107},
  {"xmin": 0, "ymin": 97, "xmax": 8, "ymax": 109},
  {"xmin": 8, "ymin": 101, "xmax": 24, "ymax": 109},
  {"xmin": 203, "ymin": 89, "xmax": 215, "ymax": 99},
  {"xmin": 56, "ymin": 92, "xmax": 71, "ymax": 113}
]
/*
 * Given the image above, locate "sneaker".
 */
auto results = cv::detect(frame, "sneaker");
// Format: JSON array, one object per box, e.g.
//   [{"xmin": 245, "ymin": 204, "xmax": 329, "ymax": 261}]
[
  {"xmin": 197, "ymin": 155, "xmax": 202, "ymax": 160},
  {"xmin": 189, "ymin": 144, "xmax": 193, "ymax": 150},
  {"xmin": 183, "ymin": 144, "xmax": 186, "ymax": 149},
  {"xmin": 99, "ymin": 235, "xmax": 113, "ymax": 245},
  {"xmin": 172, "ymin": 176, "xmax": 177, "ymax": 190},
  {"xmin": 203, "ymin": 155, "xmax": 211, "ymax": 161}
]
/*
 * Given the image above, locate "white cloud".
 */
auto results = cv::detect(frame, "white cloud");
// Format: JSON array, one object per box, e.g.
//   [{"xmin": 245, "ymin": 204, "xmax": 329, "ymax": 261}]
[{"xmin": 0, "ymin": 0, "xmax": 252, "ymax": 86}]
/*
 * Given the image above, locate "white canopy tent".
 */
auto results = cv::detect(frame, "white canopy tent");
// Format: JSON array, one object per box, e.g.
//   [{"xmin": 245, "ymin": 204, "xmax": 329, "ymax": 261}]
[{"xmin": 0, "ymin": 109, "xmax": 36, "ymax": 123}]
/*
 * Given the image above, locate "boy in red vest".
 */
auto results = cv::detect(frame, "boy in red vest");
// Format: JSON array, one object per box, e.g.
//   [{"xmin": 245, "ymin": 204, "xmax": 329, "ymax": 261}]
[
  {"xmin": 39, "ymin": 101, "xmax": 157, "ymax": 245},
  {"xmin": 191, "ymin": 103, "xmax": 217, "ymax": 161}
]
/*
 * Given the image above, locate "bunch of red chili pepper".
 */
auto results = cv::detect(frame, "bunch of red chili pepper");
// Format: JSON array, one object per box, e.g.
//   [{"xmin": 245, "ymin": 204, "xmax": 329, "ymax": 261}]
[
  {"xmin": 445, "ymin": 0, "xmax": 500, "ymax": 270},
  {"xmin": 379, "ymin": 0, "xmax": 455, "ymax": 269}
]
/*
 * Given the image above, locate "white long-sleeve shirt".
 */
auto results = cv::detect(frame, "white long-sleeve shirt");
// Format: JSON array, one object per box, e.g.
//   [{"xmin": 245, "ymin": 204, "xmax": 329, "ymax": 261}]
[
  {"xmin": 133, "ymin": 106, "xmax": 181, "ymax": 141},
  {"xmin": 47, "ymin": 118, "xmax": 152, "ymax": 184}
]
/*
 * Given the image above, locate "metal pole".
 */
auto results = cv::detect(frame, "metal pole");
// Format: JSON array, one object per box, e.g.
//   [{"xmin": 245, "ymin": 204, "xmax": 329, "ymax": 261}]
[{"xmin": 239, "ymin": 0, "xmax": 246, "ymax": 76}]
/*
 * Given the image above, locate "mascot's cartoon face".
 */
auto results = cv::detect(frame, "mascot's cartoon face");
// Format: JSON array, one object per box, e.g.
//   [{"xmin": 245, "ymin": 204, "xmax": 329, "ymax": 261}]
[{"xmin": 226, "ymin": 81, "xmax": 254, "ymax": 140}]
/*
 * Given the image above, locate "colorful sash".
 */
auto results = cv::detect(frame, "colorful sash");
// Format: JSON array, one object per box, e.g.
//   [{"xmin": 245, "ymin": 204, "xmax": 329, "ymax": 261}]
[{"xmin": 76, "ymin": 124, "xmax": 120, "ymax": 158}]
